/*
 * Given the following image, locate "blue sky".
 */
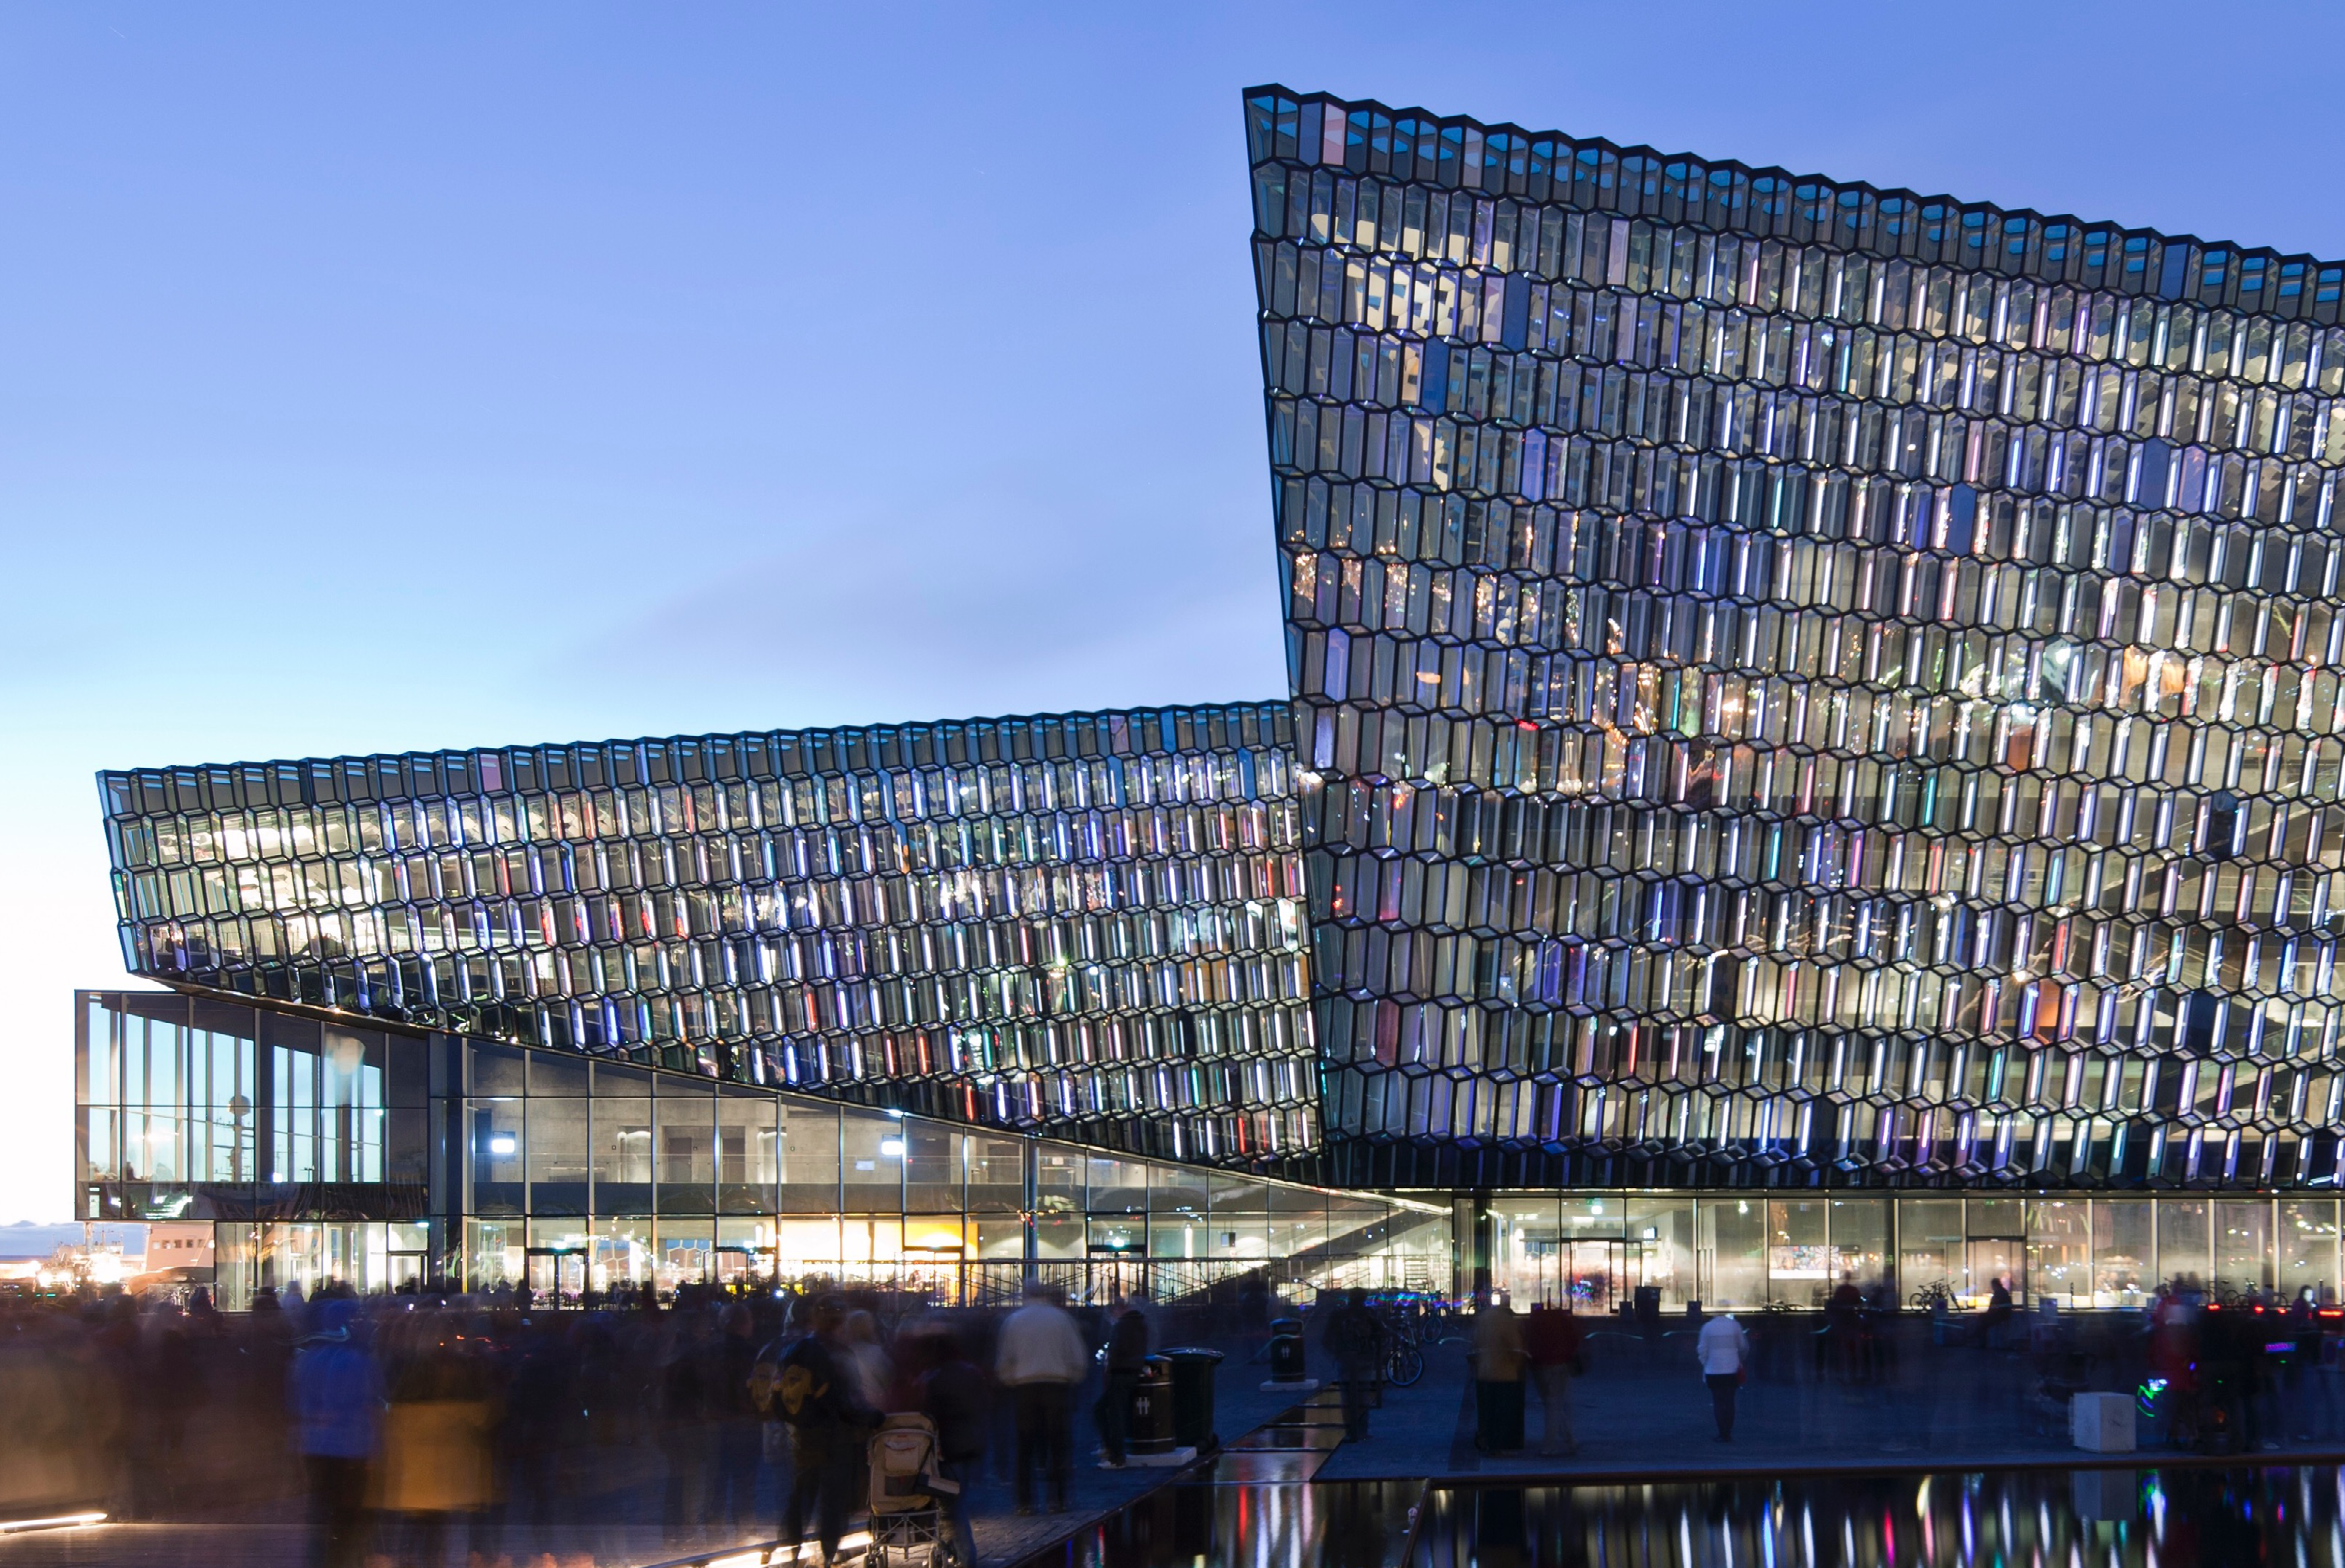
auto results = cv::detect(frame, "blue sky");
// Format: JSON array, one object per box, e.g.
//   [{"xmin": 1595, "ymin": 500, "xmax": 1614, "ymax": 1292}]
[{"xmin": 5, "ymin": 2, "xmax": 2343, "ymax": 1219}]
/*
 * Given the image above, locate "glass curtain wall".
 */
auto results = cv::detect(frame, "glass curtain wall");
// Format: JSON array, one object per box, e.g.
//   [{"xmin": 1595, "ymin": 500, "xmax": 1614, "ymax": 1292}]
[
  {"xmin": 447, "ymin": 1047, "xmax": 1446, "ymax": 1305},
  {"xmin": 79, "ymin": 991, "xmax": 1445, "ymax": 1309},
  {"xmin": 1489, "ymin": 1191, "xmax": 2345, "ymax": 1311}
]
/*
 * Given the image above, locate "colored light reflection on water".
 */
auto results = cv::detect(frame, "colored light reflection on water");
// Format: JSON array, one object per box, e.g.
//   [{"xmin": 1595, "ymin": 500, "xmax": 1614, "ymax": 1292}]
[
  {"xmin": 1013, "ymin": 1481, "xmax": 1419, "ymax": 1568},
  {"xmin": 1411, "ymin": 1468, "xmax": 2345, "ymax": 1567}
]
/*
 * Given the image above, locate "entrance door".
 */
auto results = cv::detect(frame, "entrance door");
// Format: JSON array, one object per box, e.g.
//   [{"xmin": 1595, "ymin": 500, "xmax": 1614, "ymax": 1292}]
[
  {"xmin": 1564, "ymin": 1241, "xmax": 1626, "ymax": 1314},
  {"xmin": 1965, "ymin": 1236, "xmax": 2022, "ymax": 1310},
  {"xmin": 525, "ymin": 1248, "xmax": 585, "ymax": 1304}
]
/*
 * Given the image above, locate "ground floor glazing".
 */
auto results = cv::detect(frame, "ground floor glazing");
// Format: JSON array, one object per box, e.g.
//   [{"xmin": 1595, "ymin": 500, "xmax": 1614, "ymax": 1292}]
[{"xmin": 1482, "ymin": 1191, "xmax": 2345, "ymax": 1313}]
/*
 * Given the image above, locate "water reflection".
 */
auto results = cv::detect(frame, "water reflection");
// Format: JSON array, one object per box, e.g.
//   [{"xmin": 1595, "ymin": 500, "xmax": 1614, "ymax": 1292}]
[
  {"xmin": 1025, "ymin": 1480, "xmax": 1416, "ymax": 1568},
  {"xmin": 1413, "ymin": 1468, "xmax": 2344, "ymax": 1567}
]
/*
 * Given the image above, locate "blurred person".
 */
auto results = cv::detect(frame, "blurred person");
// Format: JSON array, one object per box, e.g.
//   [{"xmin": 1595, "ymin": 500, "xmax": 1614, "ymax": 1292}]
[
  {"xmin": 994, "ymin": 1280, "xmax": 1087, "ymax": 1514},
  {"xmin": 1985, "ymin": 1274, "xmax": 2015, "ymax": 1348},
  {"xmin": 375, "ymin": 1317, "xmax": 499, "ymax": 1567},
  {"xmin": 756, "ymin": 1295, "xmax": 863, "ymax": 1566},
  {"xmin": 704, "ymin": 1302, "xmax": 767, "ymax": 1536},
  {"xmin": 288, "ymin": 1298, "xmax": 384, "ymax": 1568},
  {"xmin": 918, "ymin": 1331, "xmax": 987, "ymax": 1568},
  {"xmin": 239, "ymin": 1288, "xmax": 298, "ymax": 1490},
  {"xmin": 91, "ymin": 1295, "xmax": 143, "ymax": 1517},
  {"xmin": 145, "ymin": 1297, "xmax": 207, "ymax": 1514},
  {"xmin": 1524, "ymin": 1302, "xmax": 1584, "ymax": 1457},
  {"xmin": 0, "ymin": 1308, "xmax": 95, "ymax": 1526},
  {"xmin": 659, "ymin": 1309, "xmax": 712, "ymax": 1544},
  {"xmin": 1324, "ymin": 1289, "xmax": 1384, "ymax": 1442},
  {"xmin": 1471, "ymin": 1296, "xmax": 1527, "ymax": 1453},
  {"xmin": 1823, "ymin": 1271, "xmax": 1863, "ymax": 1383},
  {"xmin": 2150, "ymin": 1282, "xmax": 2203, "ymax": 1447},
  {"xmin": 840, "ymin": 1309, "xmax": 895, "ymax": 1414},
  {"xmin": 1695, "ymin": 1309, "xmax": 1751, "ymax": 1443},
  {"xmin": 1095, "ymin": 1290, "xmax": 1151, "ymax": 1468},
  {"xmin": 499, "ymin": 1318, "xmax": 576, "ymax": 1537}
]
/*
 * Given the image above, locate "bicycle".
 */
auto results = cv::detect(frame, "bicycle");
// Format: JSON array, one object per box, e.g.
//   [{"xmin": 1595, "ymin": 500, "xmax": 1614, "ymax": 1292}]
[
  {"xmin": 1910, "ymin": 1281, "xmax": 1956, "ymax": 1312},
  {"xmin": 1377, "ymin": 1301, "xmax": 1431, "ymax": 1387},
  {"xmin": 1385, "ymin": 1336, "xmax": 1426, "ymax": 1387}
]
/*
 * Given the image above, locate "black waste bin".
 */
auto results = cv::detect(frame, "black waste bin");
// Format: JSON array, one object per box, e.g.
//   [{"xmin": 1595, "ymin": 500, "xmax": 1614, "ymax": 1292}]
[
  {"xmin": 1129, "ymin": 1356, "xmax": 1175, "ymax": 1456},
  {"xmin": 1267, "ymin": 1317, "xmax": 1307, "ymax": 1383},
  {"xmin": 1162, "ymin": 1347, "xmax": 1225, "ymax": 1452}
]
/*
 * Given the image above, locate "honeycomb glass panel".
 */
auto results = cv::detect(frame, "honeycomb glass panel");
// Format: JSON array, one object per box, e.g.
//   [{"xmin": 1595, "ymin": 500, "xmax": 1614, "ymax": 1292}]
[
  {"xmin": 1249, "ymin": 84, "xmax": 2345, "ymax": 1192},
  {"xmin": 96, "ymin": 704, "xmax": 1318, "ymax": 1169}
]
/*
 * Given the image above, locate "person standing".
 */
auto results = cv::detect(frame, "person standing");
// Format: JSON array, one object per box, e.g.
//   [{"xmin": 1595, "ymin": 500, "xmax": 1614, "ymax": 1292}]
[
  {"xmin": 658, "ymin": 1311, "xmax": 712, "ymax": 1545},
  {"xmin": 755, "ymin": 1296, "xmax": 863, "ymax": 1566},
  {"xmin": 287, "ymin": 1298, "xmax": 383, "ymax": 1568},
  {"xmin": 704, "ymin": 1303, "xmax": 766, "ymax": 1536},
  {"xmin": 1696, "ymin": 1310, "xmax": 1751, "ymax": 1443},
  {"xmin": 1524, "ymin": 1303, "xmax": 1584, "ymax": 1457},
  {"xmin": 1095, "ymin": 1291, "xmax": 1150, "ymax": 1468},
  {"xmin": 994, "ymin": 1281, "xmax": 1088, "ymax": 1514},
  {"xmin": 1471, "ymin": 1296, "xmax": 1528, "ymax": 1453},
  {"xmin": 1324, "ymin": 1289, "xmax": 1384, "ymax": 1442}
]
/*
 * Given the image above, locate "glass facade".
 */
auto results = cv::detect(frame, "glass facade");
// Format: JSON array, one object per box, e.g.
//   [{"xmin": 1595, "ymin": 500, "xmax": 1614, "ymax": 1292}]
[
  {"xmin": 77, "ymin": 990, "xmax": 1444, "ymax": 1309},
  {"xmin": 1484, "ymin": 1189, "xmax": 2342, "ymax": 1312},
  {"xmin": 1249, "ymin": 86, "xmax": 2345, "ymax": 1189},
  {"xmin": 98, "ymin": 703, "xmax": 1316, "ymax": 1165}
]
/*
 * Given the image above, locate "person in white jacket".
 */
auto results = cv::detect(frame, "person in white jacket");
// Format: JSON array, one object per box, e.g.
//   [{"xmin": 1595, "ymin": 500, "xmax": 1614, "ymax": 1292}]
[
  {"xmin": 994, "ymin": 1281, "xmax": 1089, "ymax": 1513},
  {"xmin": 1695, "ymin": 1311, "xmax": 1751, "ymax": 1442}
]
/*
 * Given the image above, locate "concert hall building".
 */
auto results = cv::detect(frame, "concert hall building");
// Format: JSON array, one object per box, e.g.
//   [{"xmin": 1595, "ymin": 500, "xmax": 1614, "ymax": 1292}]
[{"xmin": 80, "ymin": 88, "xmax": 2345, "ymax": 1313}]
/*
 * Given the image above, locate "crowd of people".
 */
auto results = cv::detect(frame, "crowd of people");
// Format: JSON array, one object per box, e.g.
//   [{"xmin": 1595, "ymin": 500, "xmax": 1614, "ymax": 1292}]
[
  {"xmin": 1443, "ymin": 1273, "xmax": 2345, "ymax": 1459},
  {"xmin": 0, "ymin": 1276, "xmax": 1182, "ymax": 1568}
]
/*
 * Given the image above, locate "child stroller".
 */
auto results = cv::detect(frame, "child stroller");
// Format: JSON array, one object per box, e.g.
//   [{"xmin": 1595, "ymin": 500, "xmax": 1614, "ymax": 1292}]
[{"xmin": 867, "ymin": 1412, "xmax": 961, "ymax": 1568}]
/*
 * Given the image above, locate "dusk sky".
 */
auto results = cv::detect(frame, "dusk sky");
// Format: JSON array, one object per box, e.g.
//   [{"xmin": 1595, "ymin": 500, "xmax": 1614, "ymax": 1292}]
[{"xmin": 5, "ymin": 1, "xmax": 2343, "ymax": 1220}]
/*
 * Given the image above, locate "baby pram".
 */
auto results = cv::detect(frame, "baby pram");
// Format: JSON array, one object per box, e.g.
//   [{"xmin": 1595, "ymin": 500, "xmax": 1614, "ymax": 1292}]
[{"xmin": 866, "ymin": 1412, "xmax": 960, "ymax": 1568}]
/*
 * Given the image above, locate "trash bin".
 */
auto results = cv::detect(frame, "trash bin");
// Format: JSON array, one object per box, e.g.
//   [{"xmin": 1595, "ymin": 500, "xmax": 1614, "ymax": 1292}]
[
  {"xmin": 1129, "ymin": 1356, "xmax": 1175, "ymax": 1456},
  {"xmin": 1162, "ymin": 1347, "xmax": 1225, "ymax": 1452},
  {"xmin": 1267, "ymin": 1317, "xmax": 1308, "ymax": 1383}
]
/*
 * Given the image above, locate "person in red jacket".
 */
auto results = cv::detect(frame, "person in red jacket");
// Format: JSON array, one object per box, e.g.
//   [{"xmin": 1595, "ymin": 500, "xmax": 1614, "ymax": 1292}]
[{"xmin": 1524, "ymin": 1303, "xmax": 1585, "ymax": 1457}]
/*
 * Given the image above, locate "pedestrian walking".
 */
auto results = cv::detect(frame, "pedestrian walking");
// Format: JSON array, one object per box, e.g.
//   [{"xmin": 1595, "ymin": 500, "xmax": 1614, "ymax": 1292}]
[
  {"xmin": 1524, "ymin": 1303, "xmax": 1584, "ymax": 1457},
  {"xmin": 1324, "ymin": 1289, "xmax": 1383, "ymax": 1441},
  {"xmin": 704, "ymin": 1302, "xmax": 766, "ymax": 1534},
  {"xmin": 994, "ymin": 1280, "xmax": 1088, "ymax": 1514},
  {"xmin": 287, "ymin": 1298, "xmax": 383, "ymax": 1568},
  {"xmin": 840, "ymin": 1309, "xmax": 895, "ymax": 1414},
  {"xmin": 754, "ymin": 1296, "xmax": 865, "ymax": 1566},
  {"xmin": 1695, "ymin": 1310, "xmax": 1750, "ymax": 1442},
  {"xmin": 918, "ymin": 1331, "xmax": 988, "ymax": 1568},
  {"xmin": 1094, "ymin": 1291, "xmax": 1150, "ymax": 1468},
  {"xmin": 1471, "ymin": 1296, "xmax": 1528, "ymax": 1453},
  {"xmin": 375, "ymin": 1319, "xmax": 499, "ymax": 1568}
]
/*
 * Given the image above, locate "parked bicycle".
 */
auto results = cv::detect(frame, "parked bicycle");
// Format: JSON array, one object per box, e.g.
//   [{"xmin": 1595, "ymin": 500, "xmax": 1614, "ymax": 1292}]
[
  {"xmin": 1373, "ymin": 1293, "xmax": 1446, "ymax": 1387},
  {"xmin": 1910, "ymin": 1280, "xmax": 1956, "ymax": 1312}
]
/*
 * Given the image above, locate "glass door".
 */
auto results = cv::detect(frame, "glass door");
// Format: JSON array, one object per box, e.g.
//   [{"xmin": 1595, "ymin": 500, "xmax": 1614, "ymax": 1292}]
[
  {"xmin": 525, "ymin": 1247, "xmax": 585, "ymax": 1304},
  {"xmin": 1964, "ymin": 1236, "xmax": 2021, "ymax": 1310},
  {"xmin": 1563, "ymin": 1240, "xmax": 1625, "ymax": 1314}
]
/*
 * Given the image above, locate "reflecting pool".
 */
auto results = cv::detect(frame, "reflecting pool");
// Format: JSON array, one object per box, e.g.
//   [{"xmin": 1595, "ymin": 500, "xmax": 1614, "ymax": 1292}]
[
  {"xmin": 1412, "ymin": 1467, "xmax": 2345, "ymax": 1567},
  {"xmin": 1013, "ymin": 1480, "xmax": 1419, "ymax": 1568}
]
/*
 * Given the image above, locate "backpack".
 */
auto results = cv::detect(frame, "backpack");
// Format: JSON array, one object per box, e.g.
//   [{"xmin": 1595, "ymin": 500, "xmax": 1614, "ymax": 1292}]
[
  {"xmin": 777, "ymin": 1360, "xmax": 831, "ymax": 1422},
  {"xmin": 753, "ymin": 1338, "xmax": 839, "ymax": 1426}
]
